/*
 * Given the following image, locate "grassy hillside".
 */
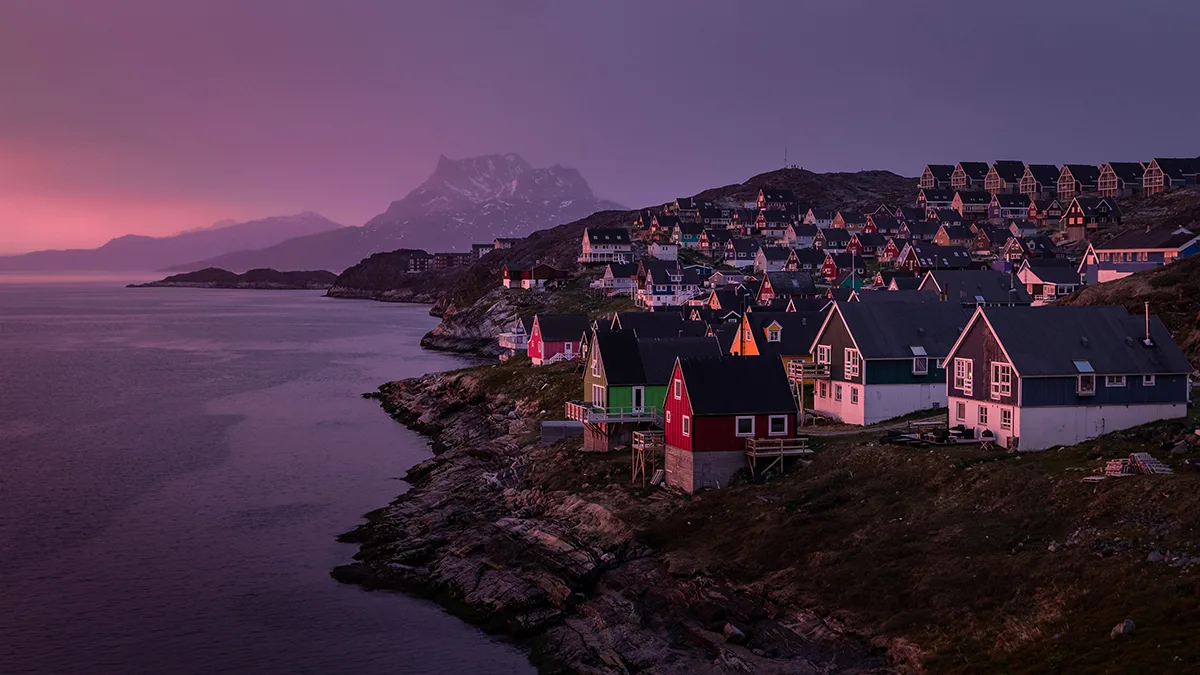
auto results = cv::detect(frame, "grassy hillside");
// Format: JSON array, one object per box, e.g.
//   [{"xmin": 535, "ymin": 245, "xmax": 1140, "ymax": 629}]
[
  {"xmin": 695, "ymin": 167, "xmax": 914, "ymax": 211},
  {"xmin": 1061, "ymin": 254, "xmax": 1200, "ymax": 368}
]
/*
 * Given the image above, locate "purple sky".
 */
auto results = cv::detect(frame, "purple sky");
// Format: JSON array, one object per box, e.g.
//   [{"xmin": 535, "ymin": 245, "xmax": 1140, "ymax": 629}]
[{"xmin": 2, "ymin": 0, "xmax": 1198, "ymax": 253}]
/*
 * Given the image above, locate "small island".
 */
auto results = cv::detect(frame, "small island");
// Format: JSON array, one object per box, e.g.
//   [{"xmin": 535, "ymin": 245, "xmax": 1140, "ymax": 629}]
[{"xmin": 129, "ymin": 267, "xmax": 338, "ymax": 290}]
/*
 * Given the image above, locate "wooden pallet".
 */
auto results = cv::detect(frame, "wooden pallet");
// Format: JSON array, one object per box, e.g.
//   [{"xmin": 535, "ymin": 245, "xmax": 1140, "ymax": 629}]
[{"xmin": 1131, "ymin": 452, "xmax": 1173, "ymax": 475}]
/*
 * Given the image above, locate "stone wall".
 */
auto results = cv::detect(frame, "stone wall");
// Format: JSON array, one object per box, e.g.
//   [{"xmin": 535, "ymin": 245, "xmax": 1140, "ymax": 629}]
[{"xmin": 665, "ymin": 445, "xmax": 748, "ymax": 493}]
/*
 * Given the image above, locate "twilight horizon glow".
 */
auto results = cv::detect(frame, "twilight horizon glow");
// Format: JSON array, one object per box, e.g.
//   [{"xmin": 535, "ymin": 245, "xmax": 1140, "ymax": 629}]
[{"xmin": 1, "ymin": 0, "xmax": 1198, "ymax": 254}]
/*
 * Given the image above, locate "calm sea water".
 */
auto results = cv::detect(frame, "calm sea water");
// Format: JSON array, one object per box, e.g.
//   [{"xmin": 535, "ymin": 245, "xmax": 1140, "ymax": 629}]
[{"xmin": 0, "ymin": 281, "xmax": 534, "ymax": 675}]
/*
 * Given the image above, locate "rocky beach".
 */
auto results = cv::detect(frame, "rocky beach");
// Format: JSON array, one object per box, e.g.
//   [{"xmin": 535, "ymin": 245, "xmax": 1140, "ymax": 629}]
[{"xmin": 332, "ymin": 362, "xmax": 897, "ymax": 674}]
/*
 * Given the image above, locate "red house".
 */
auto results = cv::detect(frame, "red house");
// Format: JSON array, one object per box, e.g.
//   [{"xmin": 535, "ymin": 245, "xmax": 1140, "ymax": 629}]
[
  {"xmin": 663, "ymin": 356, "xmax": 799, "ymax": 492},
  {"xmin": 527, "ymin": 313, "xmax": 591, "ymax": 365}
]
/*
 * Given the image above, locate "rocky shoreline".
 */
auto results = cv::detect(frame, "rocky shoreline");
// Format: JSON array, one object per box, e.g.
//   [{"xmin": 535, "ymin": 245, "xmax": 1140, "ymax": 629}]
[{"xmin": 332, "ymin": 367, "xmax": 898, "ymax": 674}]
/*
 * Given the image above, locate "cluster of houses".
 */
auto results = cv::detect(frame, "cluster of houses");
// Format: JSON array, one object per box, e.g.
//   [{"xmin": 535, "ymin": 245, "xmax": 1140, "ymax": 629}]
[{"xmin": 496, "ymin": 262, "xmax": 1192, "ymax": 492}]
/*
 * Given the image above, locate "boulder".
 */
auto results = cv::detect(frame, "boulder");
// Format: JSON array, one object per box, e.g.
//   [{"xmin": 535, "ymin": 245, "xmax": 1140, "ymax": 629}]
[
  {"xmin": 1110, "ymin": 619, "xmax": 1136, "ymax": 640},
  {"xmin": 1147, "ymin": 551, "xmax": 1164, "ymax": 563},
  {"xmin": 723, "ymin": 623, "xmax": 747, "ymax": 645}
]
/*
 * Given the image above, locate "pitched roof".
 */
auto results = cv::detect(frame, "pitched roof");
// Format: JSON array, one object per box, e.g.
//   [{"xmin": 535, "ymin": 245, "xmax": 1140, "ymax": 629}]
[
  {"xmin": 788, "ymin": 223, "xmax": 819, "ymax": 237},
  {"xmin": 613, "ymin": 311, "xmax": 706, "ymax": 338},
  {"xmin": 1025, "ymin": 164, "xmax": 1060, "ymax": 184},
  {"xmin": 990, "ymin": 160, "xmax": 1026, "ymax": 182},
  {"xmin": 1021, "ymin": 235, "xmax": 1060, "ymax": 255},
  {"xmin": 727, "ymin": 238, "xmax": 762, "ymax": 254},
  {"xmin": 788, "ymin": 297, "xmax": 833, "ymax": 313},
  {"xmin": 938, "ymin": 224, "xmax": 973, "ymax": 240},
  {"xmin": 757, "ymin": 209, "xmax": 791, "ymax": 222},
  {"xmin": 1061, "ymin": 164, "xmax": 1101, "ymax": 184},
  {"xmin": 1070, "ymin": 196, "xmax": 1123, "ymax": 219},
  {"xmin": 896, "ymin": 206, "xmax": 926, "ymax": 222},
  {"xmin": 745, "ymin": 311, "xmax": 823, "ymax": 356},
  {"xmin": 829, "ymin": 301, "xmax": 969, "ymax": 359},
  {"xmin": 904, "ymin": 222, "xmax": 941, "ymax": 238},
  {"xmin": 1149, "ymin": 158, "xmax": 1200, "ymax": 179},
  {"xmin": 711, "ymin": 288, "xmax": 752, "ymax": 311},
  {"xmin": 1096, "ymin": 226, "xmax": 1197, "ymax": 251},
  {"xmin": 603, "ymin": 262, "xmax": 639, "ymax": 278},
  {"xmin": 922, "ymin": 269, "xmax": 1032, "ymax": 304},
  {"xmin": 974, "ymin": 225, "xmax": 1010, "ymax": 243},
  {"xmin": 977, "ymin": 306, "xmax": 1192, "ymax": 376},
  {"xmin": 919, "ymin": 188, "xmax": 956, "ymax": 202},
  {"xmin": 851, "ymin": 289, "xmax": 940, "ymax": 304},
  {"xmin": 760, "ymin": 188, "xmax": 797, "ymax": 202},
  {"xmin": 806, "ymin": 208, "xmax": 835, "ymax": 220},
  {"xmin": 867, "ymin": 214, "xmax": 900, "ymax": 231},
  {"xmin": 954, "ymin": 191, "xmax": 992, "ymax": 205},
  {"xmin": 535, "ymin": 313, "xmax": 591, "ymax": 341},
  {"xmin": 677, "ymin": 222, "xmax": 705, "ymax": 236},
  {"xmin": 1103, "ymin": 162, "xmax": 1145, "ymax": 182},
  {"xmin": 1021, "ymin": 260, "xmax": 1080, "ymax": 285},
  {"xmin": 929, "ymin": 209, "xmax": 963, "ymax": 222},
  {"xmin": 586, "ymin": 228, "xmax": 630, "ymax": 245},
  {"xmin": 853, "ymin": 232, "xmax": 888, "ymax": 246},
  {"xmin": 890, "ymin": 277, "xmax": 922, "ymax": 290},
  {"xmin": 836, "ymin": 210, "xmax": 866, "ymax": 224},
  {"xmin": 923, "ymin": 164, "xmax": 955, "ymax": 180},
  {"xmin": 759, "ymin": 246, "xmax": 792, "ymax": 261},
  {"xmin": 702, "ymin": 228, "xmax": 732, "ymax": 243},
  {"xmin": 677, "ymin": 356, "xmax": 797, "ymax": 416},
  {"xmin": 956, "ymin": 162, "xmax": 990, "ymax": 179},
  {"xmin": 904, "ymin": 242, "xmax": 973, "ymax": 269},
  {"xmin": 636, "ymin": 337, "xmax": 723, "ymax": 385},
  {"xmin": 594, "ymin": 330, "xmax": 645, "ymax": 385},
  {"xmin": 818, "ymin": 228, "xmax": 852, "ymax": 244},
  {"xmin": 764, "ymin": 271, "xmax": 817, "ymax": 296},
  {"xmin": 1009, "ymin": 219, "xmax": 1040, "ymax": 233},
  {"xmin": 992, "ymin": 193, "xmax": 1031, "ymax": 208}
]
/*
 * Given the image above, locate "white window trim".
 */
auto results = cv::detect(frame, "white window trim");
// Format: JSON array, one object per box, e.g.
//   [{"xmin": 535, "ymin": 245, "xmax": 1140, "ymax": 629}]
[
  {"xmin": 990, "ymin": 362, "xmax": 1012, "ymax": 399},
  {"xmin": 767, "ymin": 329, "xmax": 781, "ymax": 343},
  {"xmin": 666, "ymin": 410, "xmax": 671, "ymax": 423},
  {"xmin": 735, "ymin": 416, "xmax": 755, "ymax": 437},
  {"xmin": 673, "ymin": 378, "xmax": 682, "ymax": 400},
  {"xmin": 1105, "ymin": 375, "xmax": 1127, "ymax": 387},
  {"xmin": 768, "ymin": 414, "xmax": 788, "ymax": 436},
  {"xmin": 956, "ymin": 401, "xmax": 966, "ymax": 421},
  {"xmin": 912, "ymin": 356, "xmax": 929, "ymax": 375},
  {"xmin": 681, "ymin": 415, "xmax": 691, "ymax": 437},
  {"xmin": 1143, "ymin": 375, "xmax": 1156, "ymax": 386},
  {"xmin": 834, "ymin": 384, "xmax": 843, "ymax": 402},
  {"xmin": 978, "ymin": 405, "xmax": 988, "ymax": 425},
  {"xmin": 816, "ymin": 344, "xmax": 831, "ymax": 365},
  {"xmin": 1077, "ymin": 374, "xmax": 1096, "ymax": 396},
  {"xmin": 591, "ymin": 354, "xmax": 600, "ymax": 377},
  {"xmin": 845, "ymin": 348, "xmax": 861, "ymax": 378},
  {"xmin": 850, "ymin": 387, "xmax": 859, "ymax": 405},
  {"xmin": 592, "ymin": 384, "xmax": 605, "ymax": 407},
  {"xmin": 954, "ymin": 358, "xmax": 973, "ymax": 395},
  {"xmin": 1000, "ymin": 408, "xmax": 1013, "ymax": 430}
]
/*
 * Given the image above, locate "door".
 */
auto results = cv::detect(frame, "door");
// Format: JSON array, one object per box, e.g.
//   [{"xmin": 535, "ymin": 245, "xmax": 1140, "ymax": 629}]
[
  {"xmin": 632, "ymin": 386, "xmax": 645, "ymax": 412},
  {"xmin": 564, "ymin": 342, "xmax": 573, "ymax": 358}
]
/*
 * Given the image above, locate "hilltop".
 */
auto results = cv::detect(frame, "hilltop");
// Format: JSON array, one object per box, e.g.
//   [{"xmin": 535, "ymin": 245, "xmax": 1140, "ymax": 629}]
[{"xmin": 694, "ymin": 167, "xmax": 914, "ymax": 211}]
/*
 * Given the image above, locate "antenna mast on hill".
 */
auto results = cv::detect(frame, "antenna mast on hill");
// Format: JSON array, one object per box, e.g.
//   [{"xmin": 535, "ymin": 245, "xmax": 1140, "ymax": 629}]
[{"xmin": 783, "ymin": 147, "xmax": 787, "ymax": 168}]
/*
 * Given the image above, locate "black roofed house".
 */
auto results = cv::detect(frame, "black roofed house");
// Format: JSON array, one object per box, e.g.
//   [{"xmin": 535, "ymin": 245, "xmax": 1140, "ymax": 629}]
[
  {"xmin": 972, "ymin": 225, "xmax": 1011, "ymax": 255},
  {"xmin": 610, "ymin": 311, "xmax": 708, "ymax": 338},
  {"xmin": 689, "ymin": 306, "xmax": 742, "ymax": 327},
  {"xmin": 1077, "ymin": 225, "xmax": 1200, "ymax": 285},
  {"xmin": 928, "ymin": 209, "xmax": 965, "ymax": 226},
  {"xmin": 667, "ymin": 197, "xmax": 697, "ymax": 217},
  {"xmin": 724, "ymin": 237, "xmax": 761, "ymax": 268},
  {"xmin": 951, "ymin": 191, "xmax": 992, "ymax": 220},
  {"xmin": 847, "ymin": 232, "xmax": 887, "ymax": 258},
  {"xmin": 895, "ymin": 242, "xmax": 974, "ymax": 272},
  {"xmin": 731, "ymin": 310, "xmax": 824, "ymax": 383},
  {"xmin": 814, "ymin": 227, "xmax": 851, "ymax": 252},
  {"xmin": 697, "ymin": 228, "xmax": 732, "ymax": 257},
  {"xmin": 988, "ymin": 193, "xmax": 1031, "ymax": 222},
  {"xmin": 1027, "ymin": 198, "xmax": 1061, "ymax": 226},
  {"xmin": 579, "ymin": 227, "xmax": 633, "ymax": 264},
  {"xmin": 591, "ymin": 262, "xmax": 639, "ymax": 297},
  {"xmin": 650, "ymin": 214, "xmax": 680, "ymax": 239},
  {"xmin": 698, "ymin": 206, "xmax": 733, "ymax": 227},
  {"xmin": 782, "ymin": 222, "xmax": 819, "ymax": 249},
  {"xmin": 919, "ymin": 269, "xmax": 1032, "ymax": 306},
  {"xmin": 638, "ymin": 266, "xmax": 704, "ymax": 310},
  {"xmin": 943, "ymin": 305, "xmax": 1192, "ymax": 451},
  {"xmin": 502, "ymin": 263, "xmax": 570, "ymax": 290},
  {"xmin": 756, "ymin": 270, "xmax": 818, "ymax": 305},
  {"xmin": 1020, "ymin": 164, "xmax": 1060, "ymax": 201},
  {"xmin": 900, "ymin": 221, "xmax": 940, "ymax": 241},
  {"xmin": 706, "ymin": 270, "xmax": 747, "ymax": 289},
  {"xmin": 1009, "ymin": 219, "xmax": 1041, "ymax": 238},
  {"xmin": 647, "ymin": 241, "xmax": 679, "ymax": 261},
  {"xmin": 832, "ymin": 210, "xmax": 867, "ymax": 232},
  {"xmin": 849, "ymin": 288, "xmax": 939, "ymax": 304},
  {"xmin": 785, "ymin": 247, "xmax": 828, "ymax": 273},
  {"xmin": 1056, "ymin": 164, "xmax": 1102, "ymax": 202},
  {"xmin": 755, "ymin": 209, "xmax": 793, "ymax": 240},
  {"xmin": 933, "ymin": 223, "xmax": 974, "ymax": 248},
  {"xmin": 754, "ymin": 245, "xmax": 793, "ymax": 274},
  {"xmin": 917, "ymin": 188, "xmax": 956, "ymax": 214},
  {"xmin": 528, "ymin": 313, "xmax": 591, "ymax": 365},
  {"xmin": 1001, "ymin": 234, "xmax": 1061, "ymax": 263},
  {"xmin": 951, "ymin": 162, "xmax": 990, "ymax": 191},
  {"xmin": 878, "ymin": 236, "xmax": 910, "ymax": 264},
  {"xmin": 1143, "ymin": 158, "xmax": 1200, "ymax": 195},
  {"xmin": 889, "ymin": 276, "xmax": 922, "ymax": 291},
  {"xmin": 663, "ymin": 356, "xmax": 800, "ymax": 492},
  {"xmin": 803, "ymin": 208, "xmax": 835, "ymax": 228},
  {"xmin": 1061, "ymin": 196, "xmax": 1123, "ymax": 242},
  {"xmin": 864, "ymin": 214, "xmax": 902, "ymax": 235},
  {"xmin": 810, "ymin": 301, "xmax": 969, "ymax": 425},
  {"xmin": 819, "ymin": 252, "xmax": 866, "ymax": 283},
  {"xmin": 920, "ymin": 164, "xmax": 955, "ymax": 190},
  {"xmin": 1098, "ymin": 162, "xmax": 1145, "ymax": 198},
  {"xmin": 673, "ymin": 222, "xmax": 706, "ymax": 249},
  {"xmin": 895, "ymin": 206, "xmax": 927, "ymax": 223},
  {"xmin": 702, "ymin": 286, "xmax": 752, "ymax": 313},
  {"xmin": 873, "ymin": 269, "xmax": 917, "ymax": 288},
  {"xmin": 985, "ymin": 161, "xmax": 1026, "ymax": 194},
  {"xmin": 758, "ymin": 188, "xmax": 798, "ymax": 211},
  {"xmin": 1016, "ymin": 258, "xmax": 1080, "ymax": 305},
  {"xmin": 494, "ymin": 237, "xmax": 520, "ymax": 249},
  {"xmin": 870, "ymin": 203, "xmax": 896, "ymax": 217}
]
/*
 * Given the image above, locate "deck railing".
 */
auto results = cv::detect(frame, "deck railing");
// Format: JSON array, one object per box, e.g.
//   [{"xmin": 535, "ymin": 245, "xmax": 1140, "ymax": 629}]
[
  {"xmin": 565, "ymin": 401, "xmax": 663, "ymax": 424},
  {"xmin": 497, "ymin": 332, "xmax": 529, "ymax": 350},
  {"xmin": 744, "ymin": 437, "xmax": 812, "ymax": 457},
  {"xmin": 787, "ymin": 361, "xmax": 830, "ymax": 381}
]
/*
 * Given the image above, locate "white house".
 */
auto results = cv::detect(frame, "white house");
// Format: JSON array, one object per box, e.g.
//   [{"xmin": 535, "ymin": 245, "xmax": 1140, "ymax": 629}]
[
  {"xmin": 647, "ymin": 242, "xmax": 679, "ymax": 261},
  {"xmin": 578, "ymin": 227, "xmax": 632, "ymax": 264}
]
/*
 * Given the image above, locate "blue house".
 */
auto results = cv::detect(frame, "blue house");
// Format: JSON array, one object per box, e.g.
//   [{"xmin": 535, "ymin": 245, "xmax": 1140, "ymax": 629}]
[
  {"xmin": 943, "ymin": 305, "xmax": 1192, "ymax": 451},
  {"xmin": 1078, "ymin": 226, "xmax": 1200, "ymax": 285}
]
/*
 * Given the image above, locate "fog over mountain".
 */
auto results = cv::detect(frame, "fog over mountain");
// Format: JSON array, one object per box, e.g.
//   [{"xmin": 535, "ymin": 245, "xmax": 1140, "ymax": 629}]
[{"xmin": 170, "ymin": 154, "xmax": 623, "ymax": 274}]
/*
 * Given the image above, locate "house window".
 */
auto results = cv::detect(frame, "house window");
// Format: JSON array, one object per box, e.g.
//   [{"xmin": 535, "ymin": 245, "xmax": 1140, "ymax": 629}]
[
  {"xmin": 673, "ymin": 378, "xmax": 682, "ymax": 400},
  {"xmin": 954, "ymin": 358, "xmax": 973, "ymax": 395},
  {"xmin": 845, "ymin": 349, "xmax": 861, "ymax": 378},
  {"xmin": 1077, "ymin": 374, "xmax": 1096, "ymax": 396},
  {"xmin": 956, "ymin": 401, "xmax": 966, "ymax": 421},
  {"xmin": 1001, "ymin": 408, "xmax": 1013, "ymax": 430},
  {"xmin": 592, "ymin": 384, "xmax": 605, "ymax": 407},
  {"xmin": 1105, "ymin": 375, "xmax": 1126, "ymax": 387},
  {"xmin": 744, "ymin": 329, "xmax": 753, "ymax": 342},
  {"xmin": 666, "ymin": 410, "xmax": 671, "ymax": 423},
  {"xmin": 591, "ymin": 354, "xmax": 600, "ymax": 377},
  {"xmin": 978, "ymin": 406, "xmax": 988, "ymax": 425},
  {"xmin": 768, "ymin": 415, "xmax": 787, "ymax": 436},
  {"xmin": 816, "ymin": 345, "xmax": 831, "ymax": 365},
  {"xmin": 912, "ymin": 356, "xmax": 928, "ymax": 375},
  {"xmin": 681, "ymin": 415, "xmax": 691, "ymax": 437},
  {"xmin": 990, "ymin": 363, "xmax": 1012, "ymax": 399},
  {"xmin": 819, "ymin": 380, "xmax": 828, "ymax": 398},
  {"xmin": 1143, "ymin": 375, "xmax": 1156, "ymax": 387},
  {"xmin": 735, "ymin": 416, "xmax": 755, "ymax": 437},
  {"xmin": 850, "ymin": 387, "xmax": 859, "ymax": 405},
  {"xmin": 767, "ymin": 328, "xmax": 781, "ymax": 343},
  {"xmin": 834, "ymin": 384, "xmax": 843, "ymax": 402}
]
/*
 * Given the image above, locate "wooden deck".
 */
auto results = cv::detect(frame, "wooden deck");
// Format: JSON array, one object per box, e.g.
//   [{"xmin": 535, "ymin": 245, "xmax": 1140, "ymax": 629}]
[
  {"xmin": 745, "ymin": 437, "xmax": 812, "ymax": 476},
  {"xmin": 632, "ymin": 430, "xmax": 665, "ymax": 486},
  {"xmin": 565, "ymin": 401, "xmax": 662, "ymax": 425}
]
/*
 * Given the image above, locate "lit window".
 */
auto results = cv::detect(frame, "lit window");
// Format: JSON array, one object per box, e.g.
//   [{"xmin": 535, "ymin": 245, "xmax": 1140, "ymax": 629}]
[
  {"xmin": 991, "ymin": 363, "xmax": 1012, "ymax": 399},
  {"xmin": 954, "ymin": 358, "xmax": 973, "ymax": 395},
  {"xmin": 978, "ymin": 406, "xmax": 988, "ymax": 425},
  {"xmin": 1001, "ymin": 409, "xmax": 1013, "ymax": 430},
  {"xmin": 673, "ymin": 378, "xmax": 682, "ymax": 400},
  {"xmin": 735, "ymin": 416, "xmax": 755, "ymax": 437},
  {"xmin": 956, "ymin": 401, "xmax": 966, "ymax": 421},
  {"xmin": 845, "ymin": 349, "xmax": 861, "ymax": 378},
  {"xmin": 1143, "ymin": 375, "xmax": 1156, "ymax": 386},
  {"xmin": 681, "ymin": 415, "xmax": 691, "ymax": 437},
  {"xmin": 768, "ymin": 415, "xmax": 787, "ymax": 435}
]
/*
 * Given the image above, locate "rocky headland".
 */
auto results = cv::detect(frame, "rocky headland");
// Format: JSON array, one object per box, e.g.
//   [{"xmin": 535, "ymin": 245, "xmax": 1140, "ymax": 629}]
[{"xmin": 128, "ymin": 267, "xmax": 338, "ymax": 290}]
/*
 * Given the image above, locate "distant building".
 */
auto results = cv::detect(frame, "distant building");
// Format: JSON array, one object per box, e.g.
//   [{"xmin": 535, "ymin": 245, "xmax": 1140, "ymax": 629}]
[
  {"xmin": 1143, "ymin": 158, "xmax": 1200, "ymax": 195},
  {"xmin": 1098, "ymin": 162, "xmax": 1145, "ymax": 198},
  {"xmin": 985, "ymin": 161, "xmax": 1026, "ymax": 194},
  {"xmin": 471, "ymin": 243, "xmax": 493, "ymax": 260},
  {"xmin": 493, "ymin": 237, "xmax": 520, "ymax": 249},
  {"xmin": 951, "ymin": 162, "xmax": 989, "ymax": 192},
  {"xmin": 432, "ymin": 252, "xmax": 473, "ymax": 270},
  {"xmin": 919, "ymin": 164, "xmax": 955, "ymax": 190},
  {"xmin": 1078, "ymin": 226, "xmax": 1200, "ymax": 284},
  {"xmin": 579, "ymin": 227, "xmax": 633, "ymax": 264},
  {"xmin": 1019, "ymin": 164, "xmax": 1059, "ymax": 201},
  {"xmin": 1056, "ymin": 164, "xmax": 1101, "ymax": 202}
]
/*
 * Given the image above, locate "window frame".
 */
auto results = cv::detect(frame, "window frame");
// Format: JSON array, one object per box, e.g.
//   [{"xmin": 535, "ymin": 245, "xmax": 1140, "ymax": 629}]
[
  {"xmin": 673, "ymin": 378, "xmax": 682, "ymax": 400},
  {"xmin": 850, "ymin": 387, "xmax": 859, "ymax": 405},
  {"xmin": 768, "ymin": 415, "xmax": 788, "ymax": 436},
  {"xmin": 681, "ymin": 415, "xmax": 691, "ymax": 437},
  {"xmin": 978, "ymin": 405, "xmax": 988, "ymax": 425},
  {"xmin": 834, "ymin": 384, "xmax": 843, "ymax": 402},
  {"xmin": 1000, "ymin": 408, "xmax": 1013, "ymax": 430},
  {"xmin": 592, "ymin": 384, "xmax": 605, "ymax": 407},
  {"xmin": 666, "ymin": 410, "xmax": 671, "ymax": 424},
  {"xmin": 844, "ymin": 348, "xmax": 861, "ymax": 378},
  {"xmin": 815, "ymin": 344, "xmax": 831, "ymax": 365},
  {"xmin": 735, "ymin": 416, "xmax": 755, "ymax": 437},
  {"xmin": 818, "ymin": 380, "xmax": 828, "ymax": 398},
  {"xmin": 1105, "ymin": 375, "xmax": 1127, "ymax": 388},
  {"xmin": 990, "ymin": 362, "xmax": 1012, "ymax": 399},
  {"xmin": 1077, "ymin": 374, "xmax": 1096, "ymax": 396},
  {"xmin": 591, "ymin": 353, "xmax": 600, "ymax": 377},
  {"xmin": 767, "ymin": 328, "xmax": 781, "ymax": 343},
  {"xmin": 956, "ymin": 401, "xmax": 966, "ymax": 421},
  {"xmin": 912, "ymin": 356, "xmax": 929, "ymax": 375},
  {"xmin": 954, "ymin": 357, "xmax": 973, "ymax": 395},
  {"xmin": 1143, "ymin": 374, "xmax": 1156, "ymax": 387}
]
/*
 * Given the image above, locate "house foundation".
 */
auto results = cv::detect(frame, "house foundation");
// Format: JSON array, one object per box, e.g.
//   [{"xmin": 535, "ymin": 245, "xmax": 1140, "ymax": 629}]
[
  {"xmin": 664, "ymin": 445, "xmax": 747, "ymax": 493},
  {"xmin": 582, "ymin": 422, "xmax": 635, "ymax": 452}
]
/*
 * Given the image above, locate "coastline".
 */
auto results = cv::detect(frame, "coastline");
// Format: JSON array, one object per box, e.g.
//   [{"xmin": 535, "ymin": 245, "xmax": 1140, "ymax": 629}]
[{"xmin": 332, "ymin": 361, "xmax": 897, "ymax": 674}]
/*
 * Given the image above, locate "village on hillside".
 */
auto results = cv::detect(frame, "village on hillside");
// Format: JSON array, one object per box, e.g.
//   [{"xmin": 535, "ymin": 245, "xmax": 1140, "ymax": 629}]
[{"xmin": 481, "ymin": 158, "xmax": 1200, "ymax": 494}]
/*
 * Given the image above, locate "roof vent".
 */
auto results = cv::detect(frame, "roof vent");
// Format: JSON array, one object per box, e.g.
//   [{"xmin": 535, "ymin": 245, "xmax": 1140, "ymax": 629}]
[
  {"xmin": 1080, "ymin": 336, "xmax": 1090, "ymax": 347},
  {"xmin": 917, "ymin": 327, "xmax": 926, "ymax": 336},
  {"xmin": 1125, "ymin": 336, "xmax": 1135, "ymax": 346}
]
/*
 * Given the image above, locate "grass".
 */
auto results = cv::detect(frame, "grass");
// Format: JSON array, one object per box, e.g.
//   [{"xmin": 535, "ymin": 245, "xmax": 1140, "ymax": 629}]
[{"xmin": 520, "ymin": 401, "xmax": 1200, "ymax": 673}]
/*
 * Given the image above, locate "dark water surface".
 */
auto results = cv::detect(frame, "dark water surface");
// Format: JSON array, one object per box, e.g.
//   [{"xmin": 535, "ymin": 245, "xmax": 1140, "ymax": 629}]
[{"xmin": 0, "ymin": 282, "xmax": 534, "ymax": 675}]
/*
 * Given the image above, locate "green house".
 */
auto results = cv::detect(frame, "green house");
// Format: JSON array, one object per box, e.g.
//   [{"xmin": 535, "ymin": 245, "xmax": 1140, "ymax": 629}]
[{"xmin": 578, "ymin": 330, "xmax": 722, "ymax": 419}]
